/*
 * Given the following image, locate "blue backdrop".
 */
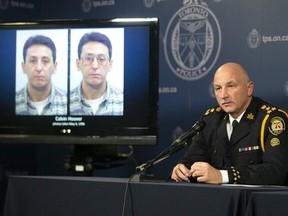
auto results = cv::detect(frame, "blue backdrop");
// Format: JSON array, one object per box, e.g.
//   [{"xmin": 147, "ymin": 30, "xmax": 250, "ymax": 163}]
[{"xmin": 0, "ymin": 0, "xmax": 287, "ymax": 179}]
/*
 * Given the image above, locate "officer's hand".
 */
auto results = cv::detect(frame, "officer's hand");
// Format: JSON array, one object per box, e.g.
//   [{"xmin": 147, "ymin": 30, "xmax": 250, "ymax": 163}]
[
  {"xmin": 171, "ymin": 163, "xmax": 191, "ymax": 182},
  {"xmin": 190, "ymin": 162, "xmax": 222, "ymax": 184}
]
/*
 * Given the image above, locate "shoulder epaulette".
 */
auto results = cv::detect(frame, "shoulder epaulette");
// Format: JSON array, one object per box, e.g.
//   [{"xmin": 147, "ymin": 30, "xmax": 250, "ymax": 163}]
[
  {"xmin": 260, "ymin": 104, "xmax": 277, "ymax": 114},
  {"xmin": 204, "ymin": 107, "xmax": 222, "ymax": 116}
]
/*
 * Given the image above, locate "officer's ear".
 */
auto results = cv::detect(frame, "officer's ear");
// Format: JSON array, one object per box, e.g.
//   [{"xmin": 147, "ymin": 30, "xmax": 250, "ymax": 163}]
[{"xmin": 247, "ymin": 81, "xmax": 254, "ymax": 96}]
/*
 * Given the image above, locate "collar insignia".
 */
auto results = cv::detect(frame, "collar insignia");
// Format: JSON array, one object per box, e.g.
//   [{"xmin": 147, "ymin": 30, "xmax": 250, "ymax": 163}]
[{"xmin": 247, "ymin": 113, "xmax": 254, "ymax": 120}]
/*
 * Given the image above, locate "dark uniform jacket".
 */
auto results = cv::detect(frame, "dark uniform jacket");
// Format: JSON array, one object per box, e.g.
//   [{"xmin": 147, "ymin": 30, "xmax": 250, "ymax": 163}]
[{"xmin": 180, "ymin": 96, "xmax": 288, "ymax": 185}]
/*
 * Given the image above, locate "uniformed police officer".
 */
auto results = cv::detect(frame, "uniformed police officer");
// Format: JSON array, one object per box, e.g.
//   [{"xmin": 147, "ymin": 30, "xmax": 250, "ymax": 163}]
[{"xmin": 171, "ymin": 62, "xmax": 288, "ymax": 185}]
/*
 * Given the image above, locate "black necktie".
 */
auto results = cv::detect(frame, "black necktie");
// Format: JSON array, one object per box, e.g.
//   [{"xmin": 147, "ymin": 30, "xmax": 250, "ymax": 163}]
[
  {"xmin": 230, "ymin": 120, "xmax": 238, "ymax": 140},
  {"xmin": 232, "ymin": 120, "xmax": 238, "ymax": 130}
]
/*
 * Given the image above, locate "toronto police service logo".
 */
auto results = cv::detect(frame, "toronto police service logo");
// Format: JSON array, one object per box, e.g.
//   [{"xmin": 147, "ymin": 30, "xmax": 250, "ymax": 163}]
[
  {"xmin": 247, "ymin": 29, "xmax": 261, "ymax": 49},
  {"xmin": 0, "ymin": 0, "xmax": 9, "ymax": 10},
  {"xmin": 285, "ymin": 80, "xmax": 288, "ymax": 97},
  {"xmin": 164, "ymin": 0, "xmax": 221, "ymax": 81}
]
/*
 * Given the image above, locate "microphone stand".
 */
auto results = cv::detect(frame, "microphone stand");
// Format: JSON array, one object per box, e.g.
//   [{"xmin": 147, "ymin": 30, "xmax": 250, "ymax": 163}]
[
  {"xmin": 131, "ymin": 138, "xmax": 191, "ymax": 182},
  {"xmin": 130, "ymin": 120, "xmax": 205, "ymax": 182}
]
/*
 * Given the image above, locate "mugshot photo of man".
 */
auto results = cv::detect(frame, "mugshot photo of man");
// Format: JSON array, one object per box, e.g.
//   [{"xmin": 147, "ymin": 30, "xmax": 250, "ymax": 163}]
[
  {"xmin": 16, "ymin": 32, "xmax": 68, "ymax": 115},
  {"xmin": 70, "ymin": 30, "xmax": 124, "ymax": 116}
]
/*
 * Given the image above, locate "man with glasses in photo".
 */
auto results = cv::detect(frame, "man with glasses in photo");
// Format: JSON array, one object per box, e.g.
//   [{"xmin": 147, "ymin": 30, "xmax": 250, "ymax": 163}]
[{"xmin": 70, "ymin": 31, "xmax": 123, "ymax": 115}]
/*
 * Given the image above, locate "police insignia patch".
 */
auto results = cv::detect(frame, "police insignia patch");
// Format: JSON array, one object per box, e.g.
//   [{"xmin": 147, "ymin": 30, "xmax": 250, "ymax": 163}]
[
  {"xmin": 269, "ymin": 116, "xmax": 286, "ymax": 136},
  {"xmin": 270, "ymin": 138, "xmax": 280, "ymax": 147}
]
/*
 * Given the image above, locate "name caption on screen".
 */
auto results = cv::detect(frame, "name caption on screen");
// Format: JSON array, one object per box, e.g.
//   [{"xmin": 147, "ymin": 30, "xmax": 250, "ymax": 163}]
[{"xmin": 52, "ymin": 116, "xmax": 85, "ymax": 126}]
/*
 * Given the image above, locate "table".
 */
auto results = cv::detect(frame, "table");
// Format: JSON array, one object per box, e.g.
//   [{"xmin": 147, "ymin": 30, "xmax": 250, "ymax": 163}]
[
  {"xmin": 4, "ymin": 176, "xmax": 288, "ymax": 216},
  {"xmin": 246, "ymin": 191, "xmax": 288, "ymax": 216}
]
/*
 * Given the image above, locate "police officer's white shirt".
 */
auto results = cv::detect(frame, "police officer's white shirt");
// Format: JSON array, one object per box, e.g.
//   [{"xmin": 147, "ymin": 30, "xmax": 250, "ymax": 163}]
[{"xmin": 221, "ymin": 111, "xmax": 245, "ymax": 183}]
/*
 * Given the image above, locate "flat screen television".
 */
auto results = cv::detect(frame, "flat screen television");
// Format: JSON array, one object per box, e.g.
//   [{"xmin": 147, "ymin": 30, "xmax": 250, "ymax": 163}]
[{"xmin": 0, "ymin": 18, "xmax": 159, "ymax": 145}]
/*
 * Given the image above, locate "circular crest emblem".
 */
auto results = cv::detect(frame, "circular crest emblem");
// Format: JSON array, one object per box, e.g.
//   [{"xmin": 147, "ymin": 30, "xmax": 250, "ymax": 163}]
[
  {"xmin": 284, "ymin": 80, "xmax": 288, "ymax": 97},
  {"xmin": 208, "ymin": 81, "xmax": 215, "ymax": 98},
  {"xmin": 82, "ymin": 0, "xmax": 92, "ymax": 13},
  {"xmin": 247, "ymin": 29, "xmax": 261, "ymax": 49},
  {"xmin": 164, "ymin": 0, "xmax": 221, "ymax": 81},
  {"xmin": 269, "ymin": 116, "xmax": 286, "ymax": 136},
  {"xmin": 143, "ymin": 0, "xmax": 156, "ymax": 8},
  {"xmin": 0, "ymin": 0, "xmax": 9, "ymax": 10}
]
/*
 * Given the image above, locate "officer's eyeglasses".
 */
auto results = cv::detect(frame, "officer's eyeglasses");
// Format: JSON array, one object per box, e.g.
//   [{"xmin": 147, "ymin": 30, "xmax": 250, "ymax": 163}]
[{"xmin": 81, "ymin": 54, "xmax": 110, "ymax": 66}]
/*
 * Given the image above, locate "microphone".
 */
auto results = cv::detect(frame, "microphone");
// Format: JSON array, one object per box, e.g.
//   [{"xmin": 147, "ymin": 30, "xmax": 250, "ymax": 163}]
[
  {"xmin": 135, "ymin": 120, "xmax": 206, "ymax": 173},
  {"xmin": 171, "ymin": 120, "xmax": 206, "ymax": 146}
]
